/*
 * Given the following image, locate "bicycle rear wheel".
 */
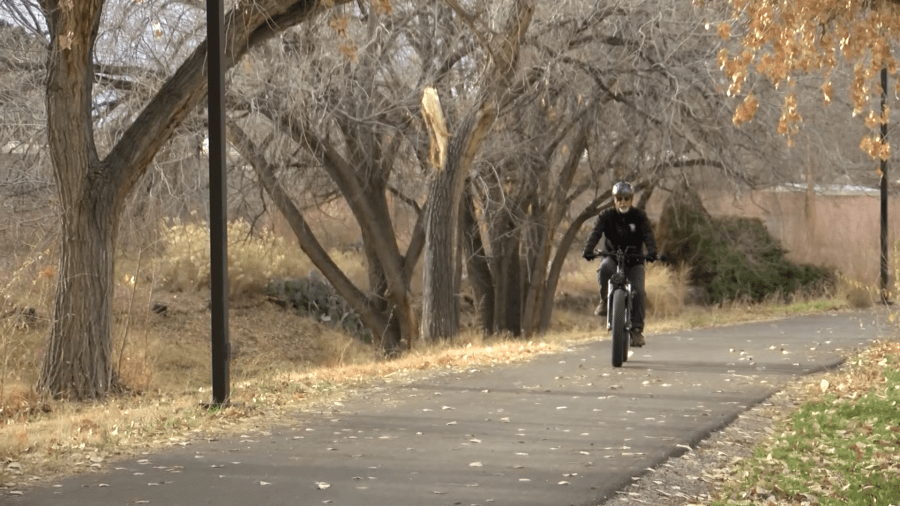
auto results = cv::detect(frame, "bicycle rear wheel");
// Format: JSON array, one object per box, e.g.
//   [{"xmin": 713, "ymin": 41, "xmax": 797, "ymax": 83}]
[{"xmin": 611, "ymin": 289, "xmax": 628, "ymax": 367}]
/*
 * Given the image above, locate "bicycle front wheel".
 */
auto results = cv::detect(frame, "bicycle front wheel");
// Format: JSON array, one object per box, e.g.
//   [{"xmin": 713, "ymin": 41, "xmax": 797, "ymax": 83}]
[{"xmin": 611, "ymin": 289, "xmax": 628, "ymax": 367}]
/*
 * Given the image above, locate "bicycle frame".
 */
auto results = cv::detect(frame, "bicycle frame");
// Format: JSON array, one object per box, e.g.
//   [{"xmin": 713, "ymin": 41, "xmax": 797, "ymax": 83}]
[{"xmin": 588, "ymin": 248, "xmax": 644, "ymax": 329}]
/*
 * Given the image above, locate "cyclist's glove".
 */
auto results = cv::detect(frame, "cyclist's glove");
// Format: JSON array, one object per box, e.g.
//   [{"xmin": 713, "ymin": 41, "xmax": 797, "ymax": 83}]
[
  {"xmin": 583, "ymin": 250, "xmax": 594, "ymax": 261},
  {"xmin": 646, "ymin": 252, "xmax": 658, "ymax": 263}
]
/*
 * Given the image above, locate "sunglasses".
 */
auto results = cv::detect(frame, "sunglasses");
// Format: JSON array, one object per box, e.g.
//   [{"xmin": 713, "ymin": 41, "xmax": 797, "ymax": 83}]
[{"xmin": 614, "ymin": 196, "xmax": 633, "ymax": 202}]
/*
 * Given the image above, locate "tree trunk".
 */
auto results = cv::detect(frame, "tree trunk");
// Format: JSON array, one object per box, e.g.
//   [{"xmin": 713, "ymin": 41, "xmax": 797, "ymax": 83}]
[
  {"xmin": 537, "ymin": 193, "xmax": 611, "ymax": 331},
  {"xmin": 40, "ymin": 185, "xmax": 120, "ymax": 399},
  {"xmin": 421, "ymin": 162, "xmax": 462, "ymax": 340},
  {"xmin": 489, "ymin": 212, "xmax": 523, "ymax": 336},
  {"xmin": 521, "ymin": 204, "xmax": 550, "ymax": 337},
  {"xmin": 227, "ymin": 125, "xmax": 408, "ymax": 352},
  {"xmin": 462, "ymin": 181, "xmax": 495, "ymax": 334},
  {"xmin": 522, "ymin": 123, "xmax": 591, "ymax": 335},
  {"xmin": 359, "ymin": 208, "xmax": 405, "ymax": 353},
  {"xmin": 501, "ymin": 240, "xmax": 523, "ymax": 336},
  {"xmin": 421, "ymin": 104, "xmax": 496, "ymax": 341},
  {"xmin": 538, "ymin": 217, "xmax": 587, "ymax": 332}
]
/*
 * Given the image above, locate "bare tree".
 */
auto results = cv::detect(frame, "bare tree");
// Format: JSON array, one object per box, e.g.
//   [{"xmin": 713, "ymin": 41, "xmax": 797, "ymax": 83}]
[
  {"xmin": 220, "ymin": 1, "xmax": 484, "ymax": 352},
  {"xmin": 24, "ymin": 0, "xmax": 353, "ymax": 400}
]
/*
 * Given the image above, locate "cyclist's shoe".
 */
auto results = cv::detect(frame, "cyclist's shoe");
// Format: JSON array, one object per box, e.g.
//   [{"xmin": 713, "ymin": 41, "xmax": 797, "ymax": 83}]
[
  {"xmin": 594, "ymin": 303, "xmax": 607, "ymax": 317},
  {"xmin": 631, "ymin": 331, "xmax": 645, "ymax": 347}
]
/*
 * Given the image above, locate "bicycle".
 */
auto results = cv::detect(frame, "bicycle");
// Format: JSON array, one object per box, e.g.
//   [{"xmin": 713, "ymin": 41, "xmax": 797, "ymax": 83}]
[{"xmin": 585, "ymin": 248, "xmax": 655, "ymax": 367}]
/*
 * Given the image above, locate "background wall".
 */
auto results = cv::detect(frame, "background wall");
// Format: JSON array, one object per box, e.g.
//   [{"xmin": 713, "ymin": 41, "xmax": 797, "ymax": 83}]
[{"xmin": 690, "ymin": 187, "xmax": 899, "ymax": 285}]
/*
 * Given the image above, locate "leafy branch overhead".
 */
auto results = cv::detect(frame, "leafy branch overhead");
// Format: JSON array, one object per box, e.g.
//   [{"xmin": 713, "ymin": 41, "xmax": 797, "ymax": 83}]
[{"xmin": 717, "ymin": 0, "xmax": 899, "ymax": 158}]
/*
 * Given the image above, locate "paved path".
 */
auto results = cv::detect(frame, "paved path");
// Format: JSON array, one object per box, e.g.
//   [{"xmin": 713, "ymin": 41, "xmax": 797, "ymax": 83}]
[{"xmin": 4, "ymin": 310, "xmax": 892, "ymax": 506}]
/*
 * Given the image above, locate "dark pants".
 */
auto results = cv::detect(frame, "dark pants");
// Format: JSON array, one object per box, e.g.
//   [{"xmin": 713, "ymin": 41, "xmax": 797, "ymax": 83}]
[{"xmin": 597, "ymin": 258, "xmax": 646, "ymax": 332}]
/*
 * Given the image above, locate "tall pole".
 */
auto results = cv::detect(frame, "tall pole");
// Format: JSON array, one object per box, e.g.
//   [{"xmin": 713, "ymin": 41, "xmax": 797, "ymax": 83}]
[
  {"xmin": 207, "ymin": 0, "xmax": 230, "ymax": 405},
  {"xmin": 880, "ymin": 67, "xmax": 890, "ymax": 304}
]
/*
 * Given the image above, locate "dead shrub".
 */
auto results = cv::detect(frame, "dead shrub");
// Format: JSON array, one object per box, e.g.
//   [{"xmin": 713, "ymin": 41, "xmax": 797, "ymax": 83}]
[
  {"xmin": 846, "ymin": 286, "xmax": 874, "ymax": 308},
  {"xmin": 646, "ymin": 262, "xmax": 689, "ymax": 318},
  {"xmin": 0, "ymin": 382, "xmax": 43, "ymax": 423}
]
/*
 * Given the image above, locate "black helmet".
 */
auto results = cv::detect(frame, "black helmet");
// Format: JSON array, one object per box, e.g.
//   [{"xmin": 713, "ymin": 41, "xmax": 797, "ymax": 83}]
[{"xmin": 612, "ymin": 181, "xmax": 634, "ymax": 199}]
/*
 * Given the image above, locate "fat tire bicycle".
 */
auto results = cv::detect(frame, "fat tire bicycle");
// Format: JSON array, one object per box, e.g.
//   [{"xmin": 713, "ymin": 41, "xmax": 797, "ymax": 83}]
[{"xmin": 585, "ymin": 249, "xmax": 655, "ymax": 367}]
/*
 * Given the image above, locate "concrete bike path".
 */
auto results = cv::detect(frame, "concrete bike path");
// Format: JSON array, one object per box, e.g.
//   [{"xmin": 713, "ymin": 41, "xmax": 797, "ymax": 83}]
[{"xmin": 4, "ymin": 310, "xmax": 892, "ymax": 506}]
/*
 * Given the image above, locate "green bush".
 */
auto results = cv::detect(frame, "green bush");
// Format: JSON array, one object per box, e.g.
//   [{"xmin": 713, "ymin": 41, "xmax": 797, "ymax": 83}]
[{"xmin": 703, "ymin": 217, "xmax": 833, "ymax": 303}]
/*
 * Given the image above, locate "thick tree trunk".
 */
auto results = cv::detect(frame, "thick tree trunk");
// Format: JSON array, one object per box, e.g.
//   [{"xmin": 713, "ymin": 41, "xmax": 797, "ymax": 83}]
[
  {"xmin": 39, "ymin": 186, "xmax": 120, "ymax": 399},
  {"xmin": 359, "ymin": 212, "xmax": 405, "ymax": 353},
  {"xmin": 489, "ymin": 212, "xmax": 523, "ymax": 336},
  {"xmin": 421, "ymin": 105, "xmax": 496, "ymax": 341},
  {"xmin": 521, "ymin": 203, "xmax": 550, "ymax": 337},
  {"xmin": 421, "ymin": 163, "xmax": 462, "ymax": 340},
  {"xmin": 500, "ymin": 239, "xmax": 523, "ymax": 336}
]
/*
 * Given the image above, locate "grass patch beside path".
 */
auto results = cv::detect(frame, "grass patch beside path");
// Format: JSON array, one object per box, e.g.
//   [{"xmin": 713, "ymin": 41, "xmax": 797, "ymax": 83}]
[{"xmin": 712, "ymin": 338, "xmax": 900, "ymax": 505}]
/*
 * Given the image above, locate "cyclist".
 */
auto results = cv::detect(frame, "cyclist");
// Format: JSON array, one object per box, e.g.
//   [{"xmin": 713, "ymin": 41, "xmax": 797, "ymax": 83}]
[{"xmin": 582, "ymin": 181, "xmax": 658, "ymax": 347}]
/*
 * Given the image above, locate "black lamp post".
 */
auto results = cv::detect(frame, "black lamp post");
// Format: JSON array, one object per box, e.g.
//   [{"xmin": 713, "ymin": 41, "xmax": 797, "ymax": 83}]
[
  {"xmin": 207, "ymin": 0, "xmax": 230, "ymax": 405},
  {"xmin": 880, "ymin": 67, "xmax": 891, "ymax": 305}
]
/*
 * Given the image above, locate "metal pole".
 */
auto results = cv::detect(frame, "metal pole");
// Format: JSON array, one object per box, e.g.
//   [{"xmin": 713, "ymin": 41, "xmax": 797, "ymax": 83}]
[
  {"xmin": 880, "ymin": 67, "xmax": 890, "ymax": 304},
  {"xmin": 207, "ymin": 0, "xmax": 230, "ymax": 405}
]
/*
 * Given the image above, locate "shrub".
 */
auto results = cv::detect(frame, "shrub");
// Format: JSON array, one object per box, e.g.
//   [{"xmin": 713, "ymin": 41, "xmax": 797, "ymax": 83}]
[
  {"xmin": 704, "ymin": 216, "xmax": 834, "ymax": 303},
  {"xmin": 266, "ymin": 275, "xmax": 369, "ymax": 341},
  {"xmin": 645, "ymin": 262, "xmax": 689, "ymax": 318},
  {"xmin": 657, "ymin": 184, "xmax": 833, "ymax": 304}
]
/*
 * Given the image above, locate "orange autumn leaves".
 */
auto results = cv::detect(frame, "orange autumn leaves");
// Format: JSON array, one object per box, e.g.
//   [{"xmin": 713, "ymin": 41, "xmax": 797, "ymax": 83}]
[{"xmin": 715, "ymin": 0, "xmax": 900, "ymax": 157}]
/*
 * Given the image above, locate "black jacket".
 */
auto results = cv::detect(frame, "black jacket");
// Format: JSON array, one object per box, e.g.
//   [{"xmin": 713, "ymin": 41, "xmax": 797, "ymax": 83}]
[{"xmin": 583, "ymin": 207, "xmax": 658, "ymax": 263}]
